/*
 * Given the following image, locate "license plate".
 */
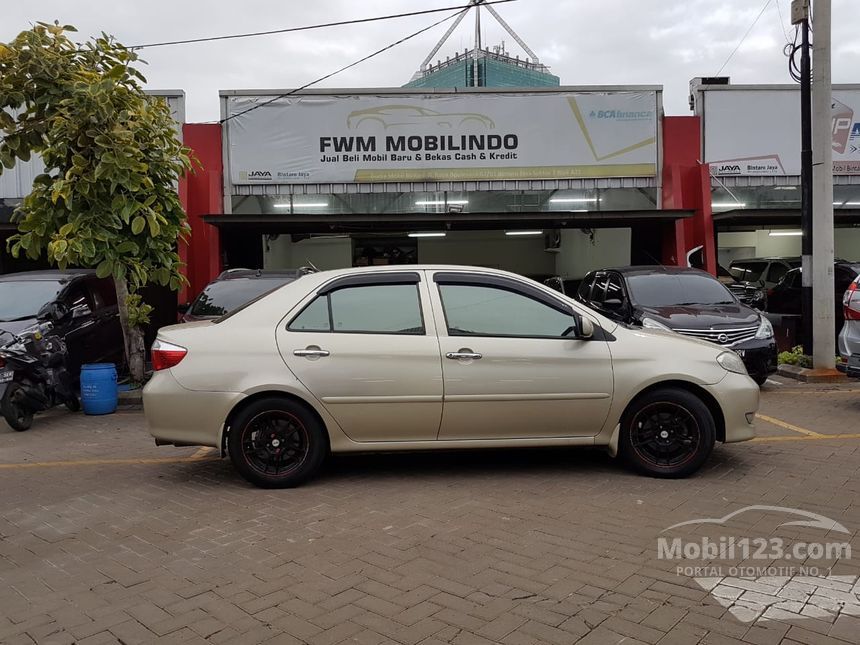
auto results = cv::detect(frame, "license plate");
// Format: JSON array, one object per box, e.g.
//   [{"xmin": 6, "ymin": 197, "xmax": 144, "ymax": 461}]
[{"xmin": 0, "ymin": 370, "xmax": 12, "ymax": 384}]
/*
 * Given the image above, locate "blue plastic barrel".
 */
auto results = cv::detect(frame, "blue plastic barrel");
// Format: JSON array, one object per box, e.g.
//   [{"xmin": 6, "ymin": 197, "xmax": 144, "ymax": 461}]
[{"xmin": 80, "ymin": 363, "xmax": 118, "ymax": 415}]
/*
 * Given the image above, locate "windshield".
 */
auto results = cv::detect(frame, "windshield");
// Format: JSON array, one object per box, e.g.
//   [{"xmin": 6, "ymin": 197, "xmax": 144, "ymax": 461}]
[
  {"xmin": 626, "ymin": 273, "xmax": 736, "ymax": 307},
  {"xmin": 0, "ymin": 280, "xmax": 64, "ymax": 321},
  {"xmin": 730, "ymin": 262, "xmax": 768, "ymax": 282},
  {"xmin": 190, "ymin": 278, "xmax": 294, "ymax": 317}
]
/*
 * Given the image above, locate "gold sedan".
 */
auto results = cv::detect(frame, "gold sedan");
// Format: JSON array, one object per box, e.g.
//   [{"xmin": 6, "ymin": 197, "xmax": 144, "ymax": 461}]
[{"xmin": 144, "ymin": 266, "xmax": 758, "ymax": 488}]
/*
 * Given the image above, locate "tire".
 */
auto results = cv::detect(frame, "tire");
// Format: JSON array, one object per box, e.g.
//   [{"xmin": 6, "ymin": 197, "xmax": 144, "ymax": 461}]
[
  {"xmin": 752, "ymin": 374, "xmax": 768, "ymax": 387},
  {"xmin": 619, "ymin": 388, "xmax": 716, "ymax": 478},
  {"xmin": 227, "ymin": 397, "xmax": 327, "ymax": 488},
  {"xmin": 65, "ymin": 396, "xmax": 81, "ymax": 413},
  {"xmin": 2, "ymin": 383, "xmax": 34, "ymax": 432}
]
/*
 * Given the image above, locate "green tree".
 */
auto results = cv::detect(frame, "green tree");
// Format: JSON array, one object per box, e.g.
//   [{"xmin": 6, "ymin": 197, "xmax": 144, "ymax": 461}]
[{"xmin": 0, "ymin": 22, "xmax": 192, "ymax": 384}]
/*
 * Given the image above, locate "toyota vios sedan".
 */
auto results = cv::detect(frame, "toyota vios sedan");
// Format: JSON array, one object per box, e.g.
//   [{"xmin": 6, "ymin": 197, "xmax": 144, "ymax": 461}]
[{"xmin": 144, "ymin": 266, "xmax": 758, "ymax": 488}]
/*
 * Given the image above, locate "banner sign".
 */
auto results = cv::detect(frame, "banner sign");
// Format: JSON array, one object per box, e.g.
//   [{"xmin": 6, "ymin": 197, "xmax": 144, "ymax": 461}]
[
  {"xmin": 225, "ymin": 91, "xmax": 659, "ymax": 185},
  {"xmin": 704, "ymin": 88, "xmax": 860, "ymax": 176}
]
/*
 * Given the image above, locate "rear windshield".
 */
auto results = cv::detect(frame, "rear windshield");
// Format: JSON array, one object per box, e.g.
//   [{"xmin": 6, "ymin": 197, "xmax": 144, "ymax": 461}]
[
  {"xmin": 626, "ymin": 273, "xmax": 736, "ymax": 307},
  {"xmin": 190, "ymin": 277, "xmax": 294, "ymax": 317},
  {"xmin": 0, "ymin": 280, "xmax": 64, "ymax": 321},
  {"xmin": 730, "ymin": 262, "xmax": 768, "ymax": 282}
]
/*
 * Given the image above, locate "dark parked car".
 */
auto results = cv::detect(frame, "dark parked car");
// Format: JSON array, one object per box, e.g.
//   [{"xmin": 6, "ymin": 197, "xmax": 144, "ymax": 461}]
[
  {"xmin": 718, "ymin": 265, "xmax": 767, "ymax": 309},
  {"xmin": 179, "ymin": 268, "xmax": 314, "ymax": 322},
  {"xmin": 575, "ymin": 266, "xmax": 777, "ymax": 385},
  {"xmin": 729, "ymin": 257, "xmax": 800, "ymax": 289},
  {"xmin": 0, "ymin": 270, "xmax": 124, "ymax": 378},
  {"xmin": 766, "ymin": 261, "xmax": 860, "ymax": 335}
]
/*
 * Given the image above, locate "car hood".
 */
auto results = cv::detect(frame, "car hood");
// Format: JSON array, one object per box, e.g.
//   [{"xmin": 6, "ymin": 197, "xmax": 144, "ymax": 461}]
[
  {"xmin": 638, "ymin": 303, "xmax": 760, "ymax": 329},
  {"xmin": 0, "ymin": 317, "xmax": 36, "ymax": 340}
]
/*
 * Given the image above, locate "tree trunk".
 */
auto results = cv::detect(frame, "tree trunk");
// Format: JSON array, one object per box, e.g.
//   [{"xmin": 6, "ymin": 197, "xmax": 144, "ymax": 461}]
[{"xmin": 114, "ymin": 276, "xmax": 146, "ymax": 385}]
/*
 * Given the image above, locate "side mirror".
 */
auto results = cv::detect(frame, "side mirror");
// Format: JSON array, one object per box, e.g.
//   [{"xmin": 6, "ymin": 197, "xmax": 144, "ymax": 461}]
[
  {"xmin": 177, "ymin": 302, "xmax": 191, "ymax": 314},
  {"xmin": 579, "ymin": 317, "xmax": 594, "ymax": 339},
  {"xmin": 37, "ymin": 301, "xmax": 70, "ymax": 323}
]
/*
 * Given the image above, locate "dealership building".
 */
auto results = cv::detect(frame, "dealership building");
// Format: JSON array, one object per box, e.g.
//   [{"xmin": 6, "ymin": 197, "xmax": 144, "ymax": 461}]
[{"xmin": 2, "ymin": 81, "xmax": 860, "ymax": 302}]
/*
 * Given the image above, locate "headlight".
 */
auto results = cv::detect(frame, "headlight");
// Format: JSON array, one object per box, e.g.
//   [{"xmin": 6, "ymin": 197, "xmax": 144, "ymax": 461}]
[
  {"xmin": 641, "ymin": 317, "xmax": 672, "ymax": 331},
  {"xmin": 754, "ymin": 315, "xmax": 774, "ymax": 339},
  {"xmin": 717, "ymin": 351, "xmax": 748, "ymax": 374}
]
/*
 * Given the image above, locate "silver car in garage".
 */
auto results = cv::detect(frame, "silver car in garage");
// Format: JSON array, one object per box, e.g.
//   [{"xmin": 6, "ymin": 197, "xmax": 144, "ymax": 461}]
[{"xmin": 839, "ymin": 273, "xmax": 860, "ymax": 377}]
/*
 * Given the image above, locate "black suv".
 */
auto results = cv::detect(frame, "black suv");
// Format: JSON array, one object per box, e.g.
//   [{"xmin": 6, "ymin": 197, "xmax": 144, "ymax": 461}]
[
  {"xmin": 573, "ymin": 266, "xmax": 777, "ymax": 385},
  {"xmin": 179, "ymin": 268, "xmax": 314, "ymax": 322},
  {"xmin": 0, "ymin": 270, "xmax": 124, "ymax": 378}
]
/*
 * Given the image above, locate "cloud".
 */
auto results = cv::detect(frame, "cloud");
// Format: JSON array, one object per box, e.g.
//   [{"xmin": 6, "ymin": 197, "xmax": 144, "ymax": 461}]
[{"xmin": 2, "ymin": 0, "xmax": 857, "ymax": 121}]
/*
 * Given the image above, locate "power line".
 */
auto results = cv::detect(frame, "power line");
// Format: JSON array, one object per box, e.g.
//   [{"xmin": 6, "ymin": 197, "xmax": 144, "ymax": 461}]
[
  {"xmin": 714, "ymin": 0, "xmax": 773, "ymax": 77},
  {"xmin": 774, "ymin": 0, "xmax": 792, "ymax": 44},
  {"xmin": 126, "ymin": 1, "xmax": 514, "ymax": 50},
  {"xmin": 220, "ymin": 6, "xmax": 473, "ymax": 125}
]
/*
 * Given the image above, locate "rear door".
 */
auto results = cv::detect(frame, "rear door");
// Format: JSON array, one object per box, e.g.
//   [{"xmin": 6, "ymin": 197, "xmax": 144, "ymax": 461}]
[
  {"xmin": 430, "ymin": 271, "xmax": 613, "ymax": 440},
  {"xmin": 276, "ymin": 272, "xmax": 443, "ymax": 443}
]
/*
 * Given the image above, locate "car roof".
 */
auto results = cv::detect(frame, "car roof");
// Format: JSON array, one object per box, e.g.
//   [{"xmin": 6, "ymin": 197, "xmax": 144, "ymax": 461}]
[
  {"xmin": 732, "ymin": 257, "xmax": 801, "ymax": 263},
  {"xmin": 588, "ymin": 266, "xmax": 714, "ymax": 278},
  {"xmin": 213, "ymin": 268, "xmax": 312, "ymax": 281},
  {"xmin": 0, "ymin": 269, "xmax": 95, "ymax": 282}
]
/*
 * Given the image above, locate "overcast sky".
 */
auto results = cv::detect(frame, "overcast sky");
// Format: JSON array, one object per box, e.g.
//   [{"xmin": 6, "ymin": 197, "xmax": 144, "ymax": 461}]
[{"xmin": 3, "ymin": 0, "xmax": 858, "ymax": 122}]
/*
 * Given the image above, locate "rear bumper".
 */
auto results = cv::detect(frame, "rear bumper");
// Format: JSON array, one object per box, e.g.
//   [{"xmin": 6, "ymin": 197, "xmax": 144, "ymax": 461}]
[
  {"xmin": 733, "ymin": 338, "xmax": 778, "ymax": 380},
  {"xmin": 705, "ymin": 371, "xmax": 759, "ymax": 443},
  {"xmin": 838, "ymin": 322, "xmax": 860, "ymax": 377},
  {"xmin": 143, "ymin": 370, "xmax": 244, "ymax": 448}
]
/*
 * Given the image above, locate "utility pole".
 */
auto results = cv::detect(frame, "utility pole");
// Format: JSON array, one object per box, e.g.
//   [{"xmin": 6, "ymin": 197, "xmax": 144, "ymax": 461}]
[
  {"xmin": 811, "ymin": 0, "xmax": 835, "ymax": 368},
  {"xmin": 792, "ymin": 0, "xmax": 813, "ymax": 354}
]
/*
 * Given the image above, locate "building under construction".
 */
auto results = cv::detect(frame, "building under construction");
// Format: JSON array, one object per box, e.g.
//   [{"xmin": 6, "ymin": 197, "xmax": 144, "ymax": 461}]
[{"xmin": 404, "ymin": 0, "xmax": 559, "ymax": 88}]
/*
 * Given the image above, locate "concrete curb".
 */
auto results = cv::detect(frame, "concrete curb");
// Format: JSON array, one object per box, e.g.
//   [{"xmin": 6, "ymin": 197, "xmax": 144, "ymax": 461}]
[
  {"xmin": 118, "ymin": 390, "xmax": 143, "ymax": 407},
  {"xmin": 777, "ymin": 364, "xmax": 848, "ymax": 383}
]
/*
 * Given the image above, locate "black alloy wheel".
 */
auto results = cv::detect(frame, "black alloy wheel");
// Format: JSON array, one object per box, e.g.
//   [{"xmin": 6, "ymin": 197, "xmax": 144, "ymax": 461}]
[
  {"xmin": 228, "ymin": 397, "xmax": 327, "ymax": 488},
  {"xmin": 620, "ymin": 388, "xmax": 715, "ymax": 478},
  {"xmin": 241, "ymin": 410, "xmax": 309, "ymax": 477}
]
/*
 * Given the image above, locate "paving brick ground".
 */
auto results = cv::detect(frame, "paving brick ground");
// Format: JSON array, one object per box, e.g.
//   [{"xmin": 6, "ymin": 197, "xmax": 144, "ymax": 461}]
[{"xmin": 1, "ymin": 376, "xmax": 859, "ymax": 644}]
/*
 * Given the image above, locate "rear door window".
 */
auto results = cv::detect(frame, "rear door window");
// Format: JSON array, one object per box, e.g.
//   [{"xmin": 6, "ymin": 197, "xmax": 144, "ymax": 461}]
[
  {"xmin": 767, "ymin": 263, "xmax": 789, "ymax": 284},
  {"xmin": 289, "ymin": 284, "xmax": 424, "ymax": 335}
]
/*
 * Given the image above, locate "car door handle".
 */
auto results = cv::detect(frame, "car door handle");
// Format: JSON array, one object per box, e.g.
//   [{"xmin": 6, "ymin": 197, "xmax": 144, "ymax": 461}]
[
  {"xmin": 293, "ymin": 347, "xmax": 330, "ymax": 358},
  {"xmin": 446, "ymin": 350, "xmax": 482, "ymax": 360}
]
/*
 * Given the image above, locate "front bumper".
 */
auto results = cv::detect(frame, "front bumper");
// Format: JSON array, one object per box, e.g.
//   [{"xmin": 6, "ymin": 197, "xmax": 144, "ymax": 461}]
[
  {"xmin": 705, "ymin": 371, "xmax": 759, "ymax": 443},
  {"xmin": 732, "ymin": 338, "xmax": 778, "ymax": 380}
]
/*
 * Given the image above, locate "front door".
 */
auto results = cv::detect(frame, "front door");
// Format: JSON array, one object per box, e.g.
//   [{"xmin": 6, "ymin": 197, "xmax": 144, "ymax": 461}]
[
  {"xmin": 277, "ymin": 272, "xmax": 443, "ymax": 442},
  {"xmin": 429, "ymin": 272, "xmax": 614, "ymax": 440}
]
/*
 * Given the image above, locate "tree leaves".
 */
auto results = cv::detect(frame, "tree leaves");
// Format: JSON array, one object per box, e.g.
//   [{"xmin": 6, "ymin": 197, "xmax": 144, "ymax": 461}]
[{"xmin": 131, "ymin": 216, "xmax": 146, "ymax": 235}]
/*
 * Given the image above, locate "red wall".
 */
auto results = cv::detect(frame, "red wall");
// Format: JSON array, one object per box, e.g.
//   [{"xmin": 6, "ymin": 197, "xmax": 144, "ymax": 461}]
[
  {"xmin": 661, "ymin": 116, "xmax": 716, "ymax": 274},
  {"xmin": 179, "ymin": 124, "xmax": 224, "ymax": 302}
]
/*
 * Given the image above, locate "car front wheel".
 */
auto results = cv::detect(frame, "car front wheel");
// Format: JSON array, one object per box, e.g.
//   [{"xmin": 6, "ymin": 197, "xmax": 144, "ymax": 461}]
[
  {"xmin": 227, "ymin": 397, "xmax": 327, "ymax": 488},
  {"xmin": 620, "ymin": 388, "xmax": 716, "ymax": 478}
]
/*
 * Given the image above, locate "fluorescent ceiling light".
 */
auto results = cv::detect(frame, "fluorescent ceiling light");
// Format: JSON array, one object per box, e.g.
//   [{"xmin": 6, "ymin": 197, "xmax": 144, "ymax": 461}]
[
  {"xmin": 549, "ymin": 197, "xmax": 598, "ymax": 203},
  {"xmin": 768, "ymin": 230, "xmax": 802, "ymax": 237},
  {"xmin": 774, "ymin": 186, "xmax": 797, "ymax": 190},
  {"xmin": 505, "ymin": 230, "xmax": 543, "ymax": 236},
  {"xmin": 712, "ymin": 202, "xmax": 746, "ymax": 208},
  {"xmin": 408, "ymin": 232, "xmax": 446, "ymax": 238},
  {"xmin": 834, "ymin": 201, "xmax": 860, "ymax": 206},
  {"xmin": 415, "ymin": 199, "xmax": 468, "ymax": 206},
  {"xmin": 274, "ymin": 202, "xmax": 328, "ymax": 208}
]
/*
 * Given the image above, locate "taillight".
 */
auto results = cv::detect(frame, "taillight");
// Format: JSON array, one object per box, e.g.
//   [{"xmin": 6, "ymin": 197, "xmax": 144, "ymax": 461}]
[
  {"xmin": 0, "ymin": 356, "xmax": 5, "ymax": 369},
  {"xmin": 151, "ymin": 339, "xmax": 187, "ymax": 371},
  {"xmin": 845, "ymin": 280, "xmax": 860, "ymax": 321}
]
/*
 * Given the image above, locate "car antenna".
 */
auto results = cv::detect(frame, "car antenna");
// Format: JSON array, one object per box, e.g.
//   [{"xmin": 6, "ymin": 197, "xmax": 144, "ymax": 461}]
[{"xmin": 305, "ymin": 260, "xmax": 320, "ymax": 273}]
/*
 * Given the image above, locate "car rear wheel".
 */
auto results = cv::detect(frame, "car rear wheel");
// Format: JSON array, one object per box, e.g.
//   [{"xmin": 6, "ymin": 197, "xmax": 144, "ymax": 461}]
[
  {"xmin": 227, "ymin": 397, "xmax": 326, "ymax": 488},
  {"xmin": 620, "ymin": 388, "xmax": 715, "ymax": 478}
]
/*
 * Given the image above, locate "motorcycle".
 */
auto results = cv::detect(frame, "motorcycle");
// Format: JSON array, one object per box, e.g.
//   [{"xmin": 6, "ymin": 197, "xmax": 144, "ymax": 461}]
[{"xmin": 0, "ymin": 302, "xmax": 79, "ymax": 431}]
